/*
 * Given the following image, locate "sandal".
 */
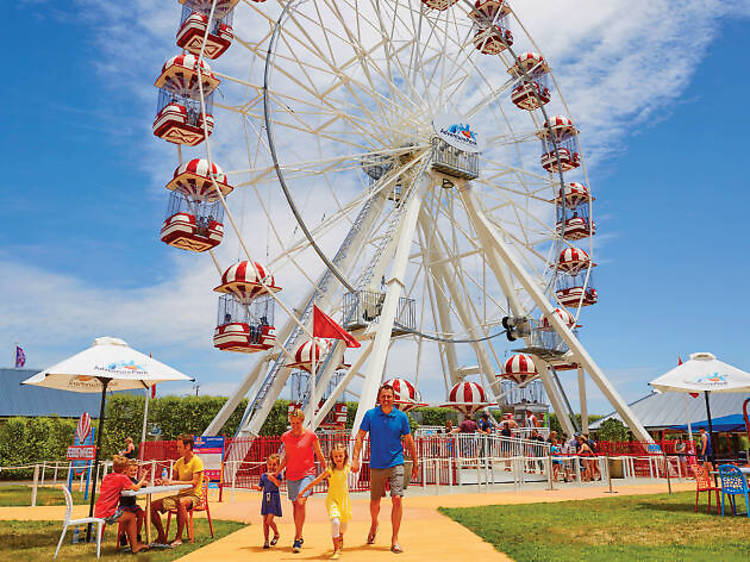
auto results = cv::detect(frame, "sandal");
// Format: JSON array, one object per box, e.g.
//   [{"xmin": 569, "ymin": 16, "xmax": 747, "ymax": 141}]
[
  {"xmin": 391, "ymin": 543, "xmax": 404, "ymax": 554},
  {"xmin": 367, "ymin": 523, "xmax": 378, "ymax": 545},
  {"xmin": 270, "ymin": 534, "xmax": 280, "ymax": 546}
]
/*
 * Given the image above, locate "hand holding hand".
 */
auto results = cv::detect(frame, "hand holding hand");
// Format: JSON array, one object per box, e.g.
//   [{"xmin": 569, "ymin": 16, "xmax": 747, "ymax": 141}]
[{"xmin": 351, "ymin": 460, "xmax": 360, "ymax": 473}]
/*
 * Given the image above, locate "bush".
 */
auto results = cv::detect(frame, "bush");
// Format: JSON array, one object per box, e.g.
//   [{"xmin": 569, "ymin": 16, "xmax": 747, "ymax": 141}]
[{"xmin": 597, "ymin": 418, "xmax": 628, "ymax": 442}]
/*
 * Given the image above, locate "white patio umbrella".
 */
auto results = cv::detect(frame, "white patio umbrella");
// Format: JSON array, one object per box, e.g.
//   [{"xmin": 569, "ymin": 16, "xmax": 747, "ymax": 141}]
[
  {"xmin": 649, "ymin": 352, "xmax": 750, "ymax": 464},
  {"xmin": 22, "ymin": 337, "xmax": 193, "ymax": 540}
]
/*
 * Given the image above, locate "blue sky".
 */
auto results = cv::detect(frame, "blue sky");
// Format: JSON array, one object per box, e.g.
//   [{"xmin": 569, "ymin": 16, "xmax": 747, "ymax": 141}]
[{"xmin": 3, "ymin": 1, "xmax": 750, "ymax": 416}]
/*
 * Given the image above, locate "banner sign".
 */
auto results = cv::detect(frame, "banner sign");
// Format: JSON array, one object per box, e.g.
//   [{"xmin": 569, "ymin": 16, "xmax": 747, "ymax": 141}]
[
  {"xmin": 72, "ymin": 413, "xmax": 95, "ymax": 475},
  {"xmin": 67, "ymin": 445, "xmax": 96, "ymax": 460},
  {"xmin": 75, "ymin": 412, "xmax": 92, "ymax": 444},
  {"xmin": 194, "ymin": 435, "xmax": 225, "ymax": 481}
]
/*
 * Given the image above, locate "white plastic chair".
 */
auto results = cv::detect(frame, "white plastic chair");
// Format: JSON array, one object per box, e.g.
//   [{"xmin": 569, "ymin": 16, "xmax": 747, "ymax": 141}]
[{"xmin": 53, "ymin": 485, "xmax": 106, "ymax": 559}]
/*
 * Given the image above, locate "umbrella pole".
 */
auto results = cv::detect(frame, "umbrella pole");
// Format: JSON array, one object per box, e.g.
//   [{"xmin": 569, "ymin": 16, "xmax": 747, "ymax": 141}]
[
  {"xmin": 704, "ymin": 391, "xmax": 717, "ymax": 485},
  {"xmin": 86, "ymin": 378, "xmax": 109, "ymax": 542}
]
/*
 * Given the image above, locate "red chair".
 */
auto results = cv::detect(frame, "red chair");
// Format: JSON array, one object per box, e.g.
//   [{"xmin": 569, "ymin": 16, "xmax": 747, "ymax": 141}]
[
  {"xmin": 693, "ymin": 464, "xmax": 720, "ymax": 514},
  {"xmin": 166, "ymin": 474, "xmax": 214, "ymax": 543}
]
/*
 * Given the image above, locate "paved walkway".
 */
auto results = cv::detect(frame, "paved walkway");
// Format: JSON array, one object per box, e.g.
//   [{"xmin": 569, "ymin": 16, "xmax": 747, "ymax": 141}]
[
  {"xmin": 0, "ymin": 480, "xmax": 694, "ymax": 561},
  {"xmin": 178, "ymin": 480, "xmax": 693, "ymax": 561}
]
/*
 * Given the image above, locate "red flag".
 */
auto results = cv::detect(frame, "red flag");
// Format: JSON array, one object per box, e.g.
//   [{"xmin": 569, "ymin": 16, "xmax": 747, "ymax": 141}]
[
  {"xmin": 313, "ymin": 305, "xmax": 361, "ymax": 348},
  {"xmin": 151, "ymin": 384, "xmax": 156, "ymax": 399},
  {"xmin": 678, "ymin": 357, "xmax": 683, "ymax": 365}
]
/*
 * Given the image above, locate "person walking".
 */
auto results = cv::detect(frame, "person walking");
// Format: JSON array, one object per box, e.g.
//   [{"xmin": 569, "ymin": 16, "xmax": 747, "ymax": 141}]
[
  {"xmin": 351, "ymin": 384, "xmax": 418, "ymax": 554},
  {"xmin": 301, "ymin": 443, "xmax": 352, "ymax": 559},
  {"xmin": 278, "ymin": 408, "xmax": 326, "ymax": 553},
  {"xmin": 698, "ymin": 427, "xmax": 713, "ymax": 468},
  {"xmin": 253, "ymin": 454, "xmax": 282, "ymax": 549}
]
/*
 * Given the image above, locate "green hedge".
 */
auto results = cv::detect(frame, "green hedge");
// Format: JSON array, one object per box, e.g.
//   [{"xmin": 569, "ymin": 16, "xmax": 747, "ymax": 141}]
[{"xmin": 0, "ymin": 396, "xmax": 367, "ymax": 473}]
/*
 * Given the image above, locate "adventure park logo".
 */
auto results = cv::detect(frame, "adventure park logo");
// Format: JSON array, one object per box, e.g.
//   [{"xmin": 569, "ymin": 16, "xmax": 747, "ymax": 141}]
[
  {"xmin": 433, "ymin": 113, "xmax": 482, "ymax": 153},
  {"xmin": 689, "ymin": 372, "xmax": 728, "ymax": 387},
  {"xmin": 94, "ymin": 360, "xmax": 148, "ymax": 375}
]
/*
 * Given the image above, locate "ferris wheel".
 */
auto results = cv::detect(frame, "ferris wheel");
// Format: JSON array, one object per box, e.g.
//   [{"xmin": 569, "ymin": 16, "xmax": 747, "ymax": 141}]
[{"xmin": 151, "ymin": 0, "xmax": 651, "ymax": 447}]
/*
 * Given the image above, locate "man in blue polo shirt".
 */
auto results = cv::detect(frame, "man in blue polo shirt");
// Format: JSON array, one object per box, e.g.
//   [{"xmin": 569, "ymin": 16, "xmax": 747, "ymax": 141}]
[{"xmin": 352, "ymin": 383, "xmax": 418, "ymax": 554}]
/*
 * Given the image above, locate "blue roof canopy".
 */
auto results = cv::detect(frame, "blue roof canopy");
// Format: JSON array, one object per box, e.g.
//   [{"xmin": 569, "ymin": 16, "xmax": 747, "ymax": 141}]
[
  {"xmin": 0, "ymin": 368, "xmax": 140, "ymax": 418},
  {"xmin": 667, "ymin": 413, "xmax": 747, "ymax": 433}
]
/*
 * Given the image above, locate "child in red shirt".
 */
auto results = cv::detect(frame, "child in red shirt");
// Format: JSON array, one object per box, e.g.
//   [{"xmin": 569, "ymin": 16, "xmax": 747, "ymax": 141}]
[{"xmin": 94, "ymin": 455, "xmax": 149, "ymax": 553}]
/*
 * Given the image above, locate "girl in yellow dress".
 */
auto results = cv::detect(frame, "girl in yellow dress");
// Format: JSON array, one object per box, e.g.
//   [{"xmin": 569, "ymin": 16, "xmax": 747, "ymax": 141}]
[{"xmin": 301, "ymin": 443, "xmax": 351, "ymax": 559}]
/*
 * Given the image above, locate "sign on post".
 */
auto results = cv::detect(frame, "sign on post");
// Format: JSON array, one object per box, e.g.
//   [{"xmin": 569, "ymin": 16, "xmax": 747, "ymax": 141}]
[
  {"xmin": 67, "ymin": 446, "xmax": 96, "ymax": 460},
  {"xmin": 194, "ymin": 435, "xmax": 225, "ymax": 482}
]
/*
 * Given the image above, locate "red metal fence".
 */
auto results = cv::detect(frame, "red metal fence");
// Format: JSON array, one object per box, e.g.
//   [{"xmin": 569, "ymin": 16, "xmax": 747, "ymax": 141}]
[{"xmin": 139, "ymin": 436, "xmax": 699, "ymax": 494}]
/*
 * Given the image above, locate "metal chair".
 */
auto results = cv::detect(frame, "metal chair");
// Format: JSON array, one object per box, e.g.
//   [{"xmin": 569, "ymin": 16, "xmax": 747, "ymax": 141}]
[
  {"xmin": 718, "ymin": 464, "xmax": 750, "ymax": 517},
  {"xmin": 693, "ymin": 464, "xmax": 721, "ymax": 514},
  {"xmin": 165, "ymin": 474, "xmax": 214, "ymax": 543},
  {"xmin": 54, "ymin": 485, "xmax": 106, "ymax": 559}
]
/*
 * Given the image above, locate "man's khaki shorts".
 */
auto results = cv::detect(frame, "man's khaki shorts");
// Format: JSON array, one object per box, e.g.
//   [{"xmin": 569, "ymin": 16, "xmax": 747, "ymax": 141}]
[
  {"xmin": 370, "ymin": 463, "xmax": 410, "ymax": 500},
  {"xmin": 161, "ymin": 493, "xmax": 200, "ymax": 511}
]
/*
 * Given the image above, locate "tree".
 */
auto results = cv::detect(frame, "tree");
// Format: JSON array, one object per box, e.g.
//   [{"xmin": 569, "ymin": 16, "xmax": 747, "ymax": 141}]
[{"xmin": 597, "ymin": 418, "xmax": 628, "ymax": 442}]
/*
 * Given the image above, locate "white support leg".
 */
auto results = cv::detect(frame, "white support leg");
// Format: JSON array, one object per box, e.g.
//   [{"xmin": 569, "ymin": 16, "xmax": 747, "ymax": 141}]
[
  {"xmin": 310, "ymin": 341, "xmax": 374, "ymax": 430},
  {"xmin": 303, "ymin": 341, "xmax": 346, "ymax": 423},
  {"xmin": 461, "ymin": 186, "xmax": 653, "ymax": 442},
  {"xmin": 535, "ymin": 360, "xmax": 576, "ymax": 437},
  {"xmin": 233, "ymin": 191, "xmax": 389, "ymax": 437},
  {"xmin": 459, "ymin": 184, "xmax": 652, "ymax": 443},
  {"xmin": 578, "ymin": 366, "xmax": 588, "ymax": 434},
  {"xmin": 419, "ymin": 209, "xmax": 498, "ymax": 397},
  {"xmin": 352, "ymin": 177, "xmax": 427, "ymax": 434}
]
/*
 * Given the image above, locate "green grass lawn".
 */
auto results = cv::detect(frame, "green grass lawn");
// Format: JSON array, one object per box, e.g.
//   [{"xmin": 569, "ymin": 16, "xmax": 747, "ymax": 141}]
[
  {"xmin": 440, "ymin": 491, "xmax": 750, "ymax": 562},
  {"xmin": 0, "ymin": 485, "xmax": 86, "ymax": 507},
  {"xmin": 0, "ymin": 519, "xmax": 245, "ymax": 561}
]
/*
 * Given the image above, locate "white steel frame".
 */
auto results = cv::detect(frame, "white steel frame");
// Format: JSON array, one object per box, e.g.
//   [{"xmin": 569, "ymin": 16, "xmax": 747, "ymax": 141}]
[{"xmin": 174, "ymin": 0, "xmax": 652, "ymax": 444}]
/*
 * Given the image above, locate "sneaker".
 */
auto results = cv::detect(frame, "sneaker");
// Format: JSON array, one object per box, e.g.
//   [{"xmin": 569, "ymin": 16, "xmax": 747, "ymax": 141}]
[
  {"xmin": 293, "ymin": 539, "xmax": 302, "ymax": 553},
  {"xmin": 263, "ymin": 542, "xmax": 270, "ymax": 550}
]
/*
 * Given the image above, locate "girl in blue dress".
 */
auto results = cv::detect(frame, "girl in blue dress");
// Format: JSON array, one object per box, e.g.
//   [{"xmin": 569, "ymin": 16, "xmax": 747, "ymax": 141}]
[{"xmin": 254, "ymin": 454, "xmax": 282, "ymax": 549}]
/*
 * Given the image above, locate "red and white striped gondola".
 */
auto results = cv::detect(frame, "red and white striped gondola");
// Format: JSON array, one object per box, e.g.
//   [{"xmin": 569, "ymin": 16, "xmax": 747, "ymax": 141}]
[
  {"xmin": 555, "ymin": 216, "xmax": 596, "ymax": 240},
  {"xmin": 152, "ymin": 102, "xmax": 214, "ymax": 146},
  {"xmin": 286, "ymin": 338, "xmax": 349, "ymax": 373},
  {"xmin": 166, "ymin": 158, "xmax": 233, "ymax": 200},
  {"xmin": 537, "ymin": 115, "xmax": 580, "ymax": 173},
  {"xmin": 554, "ymin": 246, "xmax": 595, "ymax": 275},
  {"xmin": 508, "ymin": 52, "xmax": 551, "ymax": 110},
  {"xmin": 177, "ymin": 11, "xmax": 234, "ymax": 59},
  {"xmin": 321, "ymin": 402, "xmax": 348, "ymax": 429},
  {"xmin": 213, "ymin": 321, "xmax": 275, "ymax": 353},
  {"xmin": 499, "ymin": 354, "xmax": 538, "ymax": 386},
  {"xmin": 178, "ymin": 0, "xmax": 241, "ymax": 17},
  {"xmin": 440, "ymin": 381, "xmax": 496, "ymax": 416},
  {"xmin": 540, "ymin": 307, "xmax": 577, "ymax": 331},
  {"xmin": 214, "ymin": 261, "xmax": 281, "ymax": 302},
  {"xmin": 507, "ymin": 52, "xmax": 549, "ymax": 77},
  {"xmin": 469, "ymin": 0, "xmax": 512, "ymax": 22},
  {"xmin": 472, "ymin": 26, "xmax": 513, "ymax": 55},
  {"xmin": 420, "ymin": 0, "xmax": 459, "ymax": 11},
  {"xmin": 556, "ymin": 182, "xmax": 593, "ymax": 208},
  {"xmin": 160, "ymin": 210, "xmax": 223, "ymax": 252},
  {"xmin": 555, "ymin": 286, "xmax": 598, "ymax": 307},
  {"xmin": 154, "ymin": 54, "xmax": 220, "ymax": 97},
  {"xmin": 383, "ymin": 378, "xmax": 426, "ymax": 412}
]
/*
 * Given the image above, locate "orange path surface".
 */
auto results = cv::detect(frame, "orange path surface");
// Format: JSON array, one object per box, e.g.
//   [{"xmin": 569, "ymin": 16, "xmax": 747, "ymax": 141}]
[
  {"xmin": 0, "ymin": 481, "xmax": 694, "ymax": 561},
  {"xmin": 177, "ymin": 481, "xmax": 693, "ymax": 561}
]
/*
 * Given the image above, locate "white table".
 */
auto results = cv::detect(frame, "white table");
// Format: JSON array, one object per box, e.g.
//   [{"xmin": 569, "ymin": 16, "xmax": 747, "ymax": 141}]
[{"xmin": 122, "ymin": 484, "xmax": 191, "ymax": 544}]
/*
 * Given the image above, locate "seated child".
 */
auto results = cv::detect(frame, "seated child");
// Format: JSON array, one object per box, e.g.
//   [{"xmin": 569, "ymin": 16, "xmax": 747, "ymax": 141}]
[
  {"xmin": 94, "ymin": 455, "xmax": 149, "ymax": 553},
  {"xmin": 118, "ymin": 459, "xmax": 146, "ymax": 547}
]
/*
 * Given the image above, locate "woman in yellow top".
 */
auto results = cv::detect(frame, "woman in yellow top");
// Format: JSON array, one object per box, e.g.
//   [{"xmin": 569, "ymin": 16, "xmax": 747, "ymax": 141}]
[{"xmin": 301, "ymin": 443, "xmax": 351, "ymax": 559}]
